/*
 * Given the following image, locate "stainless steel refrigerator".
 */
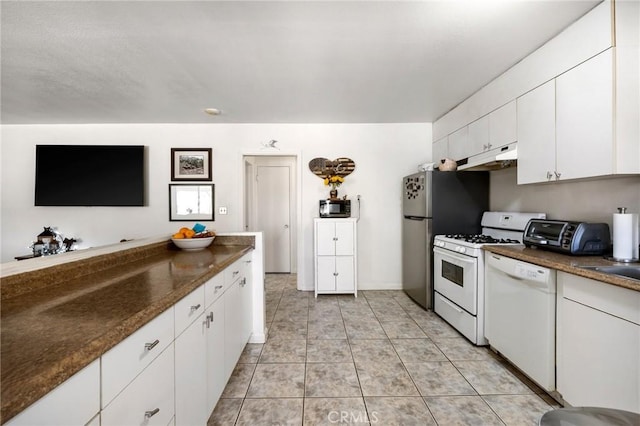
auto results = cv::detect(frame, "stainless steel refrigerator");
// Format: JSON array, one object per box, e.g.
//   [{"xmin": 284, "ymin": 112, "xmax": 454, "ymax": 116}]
[{"xmin": 402, "ymin": 171, "xmax": 489, "ymax": 309}]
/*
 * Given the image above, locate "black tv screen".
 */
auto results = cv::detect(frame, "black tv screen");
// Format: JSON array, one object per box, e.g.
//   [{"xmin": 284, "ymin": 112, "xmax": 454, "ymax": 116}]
[{"xmin": 35, "ymin": 145, "xmax": 145, "ymax": 206}]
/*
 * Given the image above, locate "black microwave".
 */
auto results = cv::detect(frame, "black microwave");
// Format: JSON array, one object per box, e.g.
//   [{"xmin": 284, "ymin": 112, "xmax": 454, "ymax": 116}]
[{"xmin": 319, "ymin": 199, "xmax": 351, "ymax": 218}]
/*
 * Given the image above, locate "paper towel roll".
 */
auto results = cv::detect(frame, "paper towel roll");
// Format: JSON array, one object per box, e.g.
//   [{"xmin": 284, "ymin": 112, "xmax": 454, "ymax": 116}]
[{"xmin": 613, "ymin": 211, "xmax": 639, "ymax": 261}]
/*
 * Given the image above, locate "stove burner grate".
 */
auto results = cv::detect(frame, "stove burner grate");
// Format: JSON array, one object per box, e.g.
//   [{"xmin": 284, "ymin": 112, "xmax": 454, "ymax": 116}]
[{"xmin": 444, "ymin": 234, "xmax": 521, "ymax": 244}]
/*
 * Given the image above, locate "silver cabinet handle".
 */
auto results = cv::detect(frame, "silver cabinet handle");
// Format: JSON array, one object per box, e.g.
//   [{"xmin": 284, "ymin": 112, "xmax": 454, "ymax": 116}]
[
  {"xmin": 333, "ymin": 237, "xmax": 338, "ymax": 241},
  {"xmin": 144, "ymin": 340, "xmax": 159, "ymax": 351},
  {"xmin": 554, "ymin": 171, "xmax": 561, "ymax": 180},
  {"xmin": 240, "ymin": 277, "xmax": 247, "ymax": 287},
  {"xmin": 190, "ymin": 304, "xmax": 201, "ymax": 313},
  {"xmin": 333, "ymin": 272, "xmax": 339, "ymax": 276},
  {"xmin": 546, "ymin": 171, "xmax": 553, "ymax": 180},
  {"xmin": 233, "ymin": 270, "xmax": 240, "ymax": 276},
  {"xmin": 214, "ymin": 285, "xmax": 223, "ymax": 292},
  {"xmin": 208, "ymin": 312, "xmax": 214, "ymax": 322},
  {"xmin": 244, "ymin": 260, "xmax": 252, "ymax": 264},
  {"xmin": 145, "ymin": 408, "xmax": 160, "ymax": 419}
]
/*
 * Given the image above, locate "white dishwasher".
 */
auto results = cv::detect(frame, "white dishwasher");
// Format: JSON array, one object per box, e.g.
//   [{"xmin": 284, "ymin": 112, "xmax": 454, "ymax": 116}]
[{"xmin": 485, "ymin": 253, "xmax": 557, "ymax": 391}]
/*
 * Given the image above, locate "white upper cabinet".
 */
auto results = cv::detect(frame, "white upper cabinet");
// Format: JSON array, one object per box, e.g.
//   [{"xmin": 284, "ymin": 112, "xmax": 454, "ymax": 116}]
[
  {"xmin": 432, "ymin": 136, "xmax": 448, "ymax": 164},
  {"xmin": 468, "ymin": 115, "xmax": 489, "ymax": 157},
  {"xmin": 517, "ymin": 80, "xmax": 556, "ymax": 184},
  {"xmin": 489, "ymin": 101, "xmax": 517, "ymax": 149},
  {"xmin": 556, "ymin": 49, "xmax": 614, "ymax": 181},
  {"xmin": 447, "ymin": 126, "xmax": 469, "ymax": 162}
]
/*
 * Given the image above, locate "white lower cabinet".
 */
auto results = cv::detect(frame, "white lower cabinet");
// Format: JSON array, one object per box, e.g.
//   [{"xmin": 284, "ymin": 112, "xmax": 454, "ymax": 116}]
[
  {"xmin": 9, "ymin": 250, "xmax": 258, "ymax": 426},
  {"xmin": 175, "ymin": 305, "xmax": 208, "ymax": 426},
  {"xmin": 557, "ymin": 272, "xmax": 640, "ymax": 412},
  {"xmin": 102, "ymin": 344, "xmax": 174, "ymax": 426},
  {"xmin": 5, "ymin": 359, "xmax": 100, "ymax": 426},
  {"xmin": 314, "ymin": 218, "xmax": 358, "ymax": 296},
  {"xmin": 205, "ymin": 296, "xmax": 226, "ymax": 412}
]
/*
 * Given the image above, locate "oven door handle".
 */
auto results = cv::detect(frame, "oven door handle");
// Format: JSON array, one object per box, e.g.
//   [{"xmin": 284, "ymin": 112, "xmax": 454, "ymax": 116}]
[
  {"xmin": 433, "ymin": 247, "xmax": 475, "ymax": 265},
  {"xmin": 437, "ymin": 294, "xmax": 463, "ymax": 314}
]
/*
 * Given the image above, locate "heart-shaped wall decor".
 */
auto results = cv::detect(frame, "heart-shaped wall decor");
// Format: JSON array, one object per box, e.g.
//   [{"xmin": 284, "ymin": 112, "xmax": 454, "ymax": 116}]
[{"xmin": 308, "ymin": 157, "xmax": 356, "ymax": 179}]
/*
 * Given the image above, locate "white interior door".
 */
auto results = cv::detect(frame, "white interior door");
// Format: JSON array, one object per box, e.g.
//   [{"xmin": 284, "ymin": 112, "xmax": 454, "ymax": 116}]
[{"xmin": 256, "ymin": 163, "xmax": 291, "ymax": 273}]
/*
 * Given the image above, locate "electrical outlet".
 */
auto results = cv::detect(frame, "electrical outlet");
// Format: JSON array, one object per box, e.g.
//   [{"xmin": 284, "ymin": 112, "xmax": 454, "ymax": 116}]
[{"xmin": 219, "ymin": 207, "xmax": 228, "ymax": 215}]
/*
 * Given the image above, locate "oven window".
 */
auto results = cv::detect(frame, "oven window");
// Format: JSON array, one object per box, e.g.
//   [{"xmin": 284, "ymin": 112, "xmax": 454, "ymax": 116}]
[
  {"xmin": 529, "ymin": 222, "xmax": 564, "ymax": 240},
  {"xmin": 442, "ymin": 260, "xmax": 464, "ymax": 287}
]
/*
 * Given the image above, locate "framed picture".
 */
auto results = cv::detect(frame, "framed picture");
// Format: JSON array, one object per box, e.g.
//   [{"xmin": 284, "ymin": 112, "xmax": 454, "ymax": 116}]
[
  {"xmin": 169, "ymin": 184, "xmax": 215, "ymax": 221},
  {"xmin": 171, "ymin": 148, "xmax": 212, "ymax": 181}
]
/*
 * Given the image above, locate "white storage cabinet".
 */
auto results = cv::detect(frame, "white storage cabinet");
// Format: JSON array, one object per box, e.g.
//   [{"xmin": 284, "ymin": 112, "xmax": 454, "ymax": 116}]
[
  {"xmin": 557, "ymin": 272, "xmax": 640, "ymax": 412},
  {"xmin": 314, "ymin": 218, "xmax": 357, "ymax": 297}
]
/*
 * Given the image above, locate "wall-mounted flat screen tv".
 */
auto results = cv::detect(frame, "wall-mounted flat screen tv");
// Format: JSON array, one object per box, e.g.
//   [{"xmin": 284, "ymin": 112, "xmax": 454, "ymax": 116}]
[{"xmin": 35, "ymin": 145, "xmax": 145, "ymax": 206}]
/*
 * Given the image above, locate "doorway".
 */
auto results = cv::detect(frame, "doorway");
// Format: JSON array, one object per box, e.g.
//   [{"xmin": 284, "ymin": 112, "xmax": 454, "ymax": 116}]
[{"xmin": 244, "ymin": 156, "xmax": 297, "ymax": 274}]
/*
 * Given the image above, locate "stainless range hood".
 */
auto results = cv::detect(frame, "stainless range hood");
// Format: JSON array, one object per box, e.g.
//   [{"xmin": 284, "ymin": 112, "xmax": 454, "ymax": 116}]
[{"xmin": 457, "ymin": 142, "xmax": 517, "ymax": 171}]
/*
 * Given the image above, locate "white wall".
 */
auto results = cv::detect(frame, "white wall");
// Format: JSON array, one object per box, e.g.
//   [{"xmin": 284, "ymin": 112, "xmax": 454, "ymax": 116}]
[
  {"xmin": 491, "ymin": 167, "xmax": 640, "ymax": 229},
  {"xmin": 0, "ymin": 123, "xmax": 431, "ymax": 291}
]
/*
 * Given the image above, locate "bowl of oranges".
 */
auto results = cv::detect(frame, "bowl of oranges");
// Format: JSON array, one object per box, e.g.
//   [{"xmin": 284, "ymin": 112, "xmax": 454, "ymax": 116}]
[{"xmin": 171, "ymin": 225, "xmax": 216, "ymax": 251}]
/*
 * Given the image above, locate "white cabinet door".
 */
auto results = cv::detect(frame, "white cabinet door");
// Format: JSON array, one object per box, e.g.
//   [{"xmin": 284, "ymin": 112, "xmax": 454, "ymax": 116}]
[
  {"xmin": 335, "ymin": 256, "xmax": 355, "ymax": 292},
  {"xmin": 316, "ymin": 221, "xmax": 337, "ymax": 256},
  {"xmin": 175, "ymin": 311, "xmax": 208, "ymax": 426},
  {"xmin": 6, "ymin": 360, "xmax": 100, "ymax": 426},
  {"xmin": 239, "ymin": 276, "xmax": 253, "ymax": 344},
  {"xmin": 556, "ymin": 49, "xmax": 614, "ymax": 180},
  {"xmin": 447, "ymin": 126, "xmax": 469, "ymax": 161},
  {"xmin": 335, "ymin": 222, "xmax": 354, "ymax": 256},
  {"xmin": 432, "ymin": 137, "xmax": 448, "ymax": 163},
  {"xmin": 517, "ymin": 80, "xmax": 557, "ymax": 184},
  {"xmin": 205, "ymin": 296, "xmax": 226, "ymax": 412},
  {"xmin": 557, "ymin": 272, "xmax": 640, "ymax": 413},
  {"xmin": 489, "ymin": 101, "xmax": 517, "ymax": 149},
  {"xmin": 468, "ymin": 115, "xmax": 489, "ymax": 156},
  {"xmin": 316, "ymin": 256, "xmax": 337, "ymax": 292},
  {"xmin": 224, "ymin": 280, "xmax": 242, "ymax": 380},
  {"xmin": 102, "ymin": 345, "xmax": 174, "ymax": 426}
]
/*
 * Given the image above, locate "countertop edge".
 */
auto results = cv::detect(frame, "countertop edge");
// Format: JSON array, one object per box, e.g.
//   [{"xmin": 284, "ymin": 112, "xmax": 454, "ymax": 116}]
[{"xmin": 483, "ymin": 245, "xmax": 640, "ymax": 292}]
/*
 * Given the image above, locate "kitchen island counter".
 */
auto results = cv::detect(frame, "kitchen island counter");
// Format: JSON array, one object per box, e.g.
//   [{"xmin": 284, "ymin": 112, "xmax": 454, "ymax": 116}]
[
  {"xmin": 483, "ymin": 245, "xmax": 640, "ymax": 292},
  {"xmin": 0, "ymin": 236, "xmax": 254, "ymax": 424}
]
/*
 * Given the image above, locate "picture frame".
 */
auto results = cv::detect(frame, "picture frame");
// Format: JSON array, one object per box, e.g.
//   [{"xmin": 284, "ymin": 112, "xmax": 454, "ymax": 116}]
[
  {"xmin": 171, "ymin": 148, "xmax": 212, "ymax": 181},
  {"xmin": 169, "ymin": 184, "xmax": 215, "ymax": 221}
]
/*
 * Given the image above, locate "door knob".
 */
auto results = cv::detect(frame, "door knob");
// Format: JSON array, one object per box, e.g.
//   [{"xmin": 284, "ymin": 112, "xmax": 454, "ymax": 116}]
[{"xmin": 284, "ymin": 224, "xmax": 289, "ymax": 229}]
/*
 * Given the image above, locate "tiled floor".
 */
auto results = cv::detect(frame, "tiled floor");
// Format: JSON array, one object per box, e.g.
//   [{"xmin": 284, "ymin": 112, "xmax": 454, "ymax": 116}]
[{"xmin": 208, "ymin": 274, "xmax": 559, "ymax": 425}]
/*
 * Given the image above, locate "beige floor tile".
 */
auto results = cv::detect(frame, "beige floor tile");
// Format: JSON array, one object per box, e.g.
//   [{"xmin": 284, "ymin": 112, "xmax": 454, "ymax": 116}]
[
  {"xmin": 349, "ymin": 339, "xmax": 399, "ymax": 364},
  {"xmin": 207, "ymin": 398, "xmax": 242, "ymax": 426},
  {"xmin": 483, "ymin": 394, "xmax": 553, "ymax": 425},
  {"xmin": 221, "ymin": 363, "xmax": 256, "ymax": 398},
  {"xmin": 303, "ymin": 397, "xmax": 369, "ymax": 426},
  {"xmin": 454, "ymin": 359, "xmax": 534, "ymax": 395},
  {"xmin": 236, "ymin": 398, "xmax": 303, "ymax": 426},
  {"xmin": 424, "ymin": 395, "xmax": 504, "ymax": 425},
  {"xmin": 363, "ymin": 396, "xmax": 436, "ymax": 426},
  {"xmin": 355, "ymin": 360, "xmax": 420, "ymax": 397},
  {"xmin": 391, "ymin": 338, "xmax": 448, "ymax": 362},
  {"xmin": 258, "ymin": 339, "xmax": 306, "ymax": 363},
  {"xmin": 246, "ymin": 363, "xmax": 305, "ymax": 397},
  {"xmin": 305, "ymin": 362, "xmax": 362, "ymax": 397},
  {"xmin": 237, "ymin": 343, "xmax": 263, "ymax": 364},
  {"xmin": 434, "ymin": 337, "xmax": 496, "ymax": 361},
  {"xmin": 306, "ymin": 339, "xmax": 352, "ymax": 363},
  {"xmin": 404, "ymin": 361, "xmax": 477, "ymax": 396}
]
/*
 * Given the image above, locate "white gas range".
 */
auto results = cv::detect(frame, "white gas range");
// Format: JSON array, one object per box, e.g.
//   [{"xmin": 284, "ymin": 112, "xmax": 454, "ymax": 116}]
[{"xmin": 432, "ymin": 211, "xmax": 546, "ymax": 345}]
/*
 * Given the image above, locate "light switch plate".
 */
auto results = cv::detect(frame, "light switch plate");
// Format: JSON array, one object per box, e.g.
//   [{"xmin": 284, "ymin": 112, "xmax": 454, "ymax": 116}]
[{"xmin": 219, "ymin": 207, "xmax": 228, "ymax": 215}]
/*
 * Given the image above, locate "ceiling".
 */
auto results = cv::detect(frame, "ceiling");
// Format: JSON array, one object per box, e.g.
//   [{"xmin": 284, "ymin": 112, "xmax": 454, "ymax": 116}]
[{"xmin": 1, "ymin": 0, "xmax": 600, "ymax": 125}]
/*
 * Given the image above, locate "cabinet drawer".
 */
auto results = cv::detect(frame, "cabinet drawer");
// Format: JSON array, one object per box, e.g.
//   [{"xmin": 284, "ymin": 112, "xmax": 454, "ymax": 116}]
[
  {"xmin": 101, "ymin": 308, "xmax": 174, "ymax": 407},
  {"xmin": 560, "ymin": 272, "xmax": 640, "ymax": 325},
  {"xmin": 102, "ymin": 344, "xmax": 174, "ymax": 426},
  {"xmin": 224, "ymin": 258, "xmax": 244, "ymax": 285},
  {"xmin": 175, "ymin": 285, "xmax": 205, "ymax": 336},
  {"xmin": 204, "ymin": 273, "xmax": 225, "ymax": 307},
  {"xmin": 6, "ymin": 359, "xmax": 100, "ymax": 426}
]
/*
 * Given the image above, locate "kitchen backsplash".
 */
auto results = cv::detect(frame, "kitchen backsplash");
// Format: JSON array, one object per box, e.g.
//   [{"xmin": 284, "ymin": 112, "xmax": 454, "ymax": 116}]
[{"xmin": 490, "ymin": 167, "xmax": 640, "ymax": 229}]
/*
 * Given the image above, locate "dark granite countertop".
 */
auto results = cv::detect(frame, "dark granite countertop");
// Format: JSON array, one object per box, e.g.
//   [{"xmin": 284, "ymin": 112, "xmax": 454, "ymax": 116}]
[
  {"xmin": 0, "ymin": 236, "xmax": 254, "ymax": 424},
  {"xmin": 483, "ymin": 245, "xmax": 640, "ymax": 292}
]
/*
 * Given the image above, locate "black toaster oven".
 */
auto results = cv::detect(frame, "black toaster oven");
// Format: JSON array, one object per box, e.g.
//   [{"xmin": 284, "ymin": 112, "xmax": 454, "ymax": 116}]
[{"xmin": 523, "ymin": 219, "xmax": 610, "ymax": 255}]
